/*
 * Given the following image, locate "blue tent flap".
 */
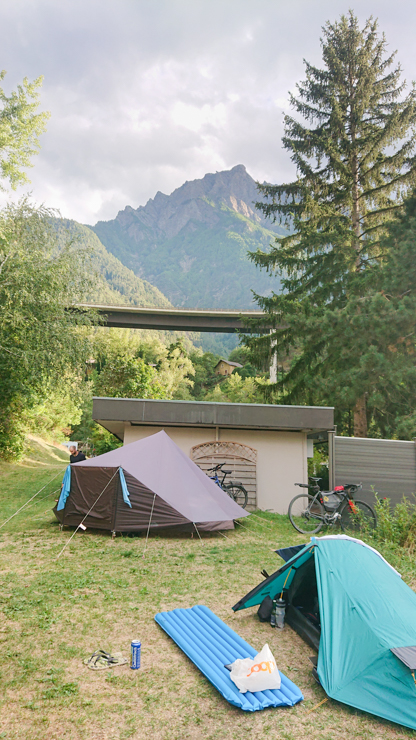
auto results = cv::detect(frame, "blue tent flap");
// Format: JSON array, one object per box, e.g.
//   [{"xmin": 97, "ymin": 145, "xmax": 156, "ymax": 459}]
[
  {"xmin": 155, "ymin": 605, "xmax": 303, "ymax": 711},
  {"xmin": 232, "ymin": 544, "xmax": 315, "ymax": 611},
  {"xmin": 56, "ymin": 465, "xmax": 71, "ymax": 511},
  {"xmin": 119, "ymin": 468, "xmax": 132, "ymax": 507}
]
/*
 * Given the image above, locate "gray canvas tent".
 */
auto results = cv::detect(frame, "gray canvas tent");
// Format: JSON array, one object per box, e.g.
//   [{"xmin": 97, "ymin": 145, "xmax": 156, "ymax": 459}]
[{"xmin": 54, "ymin": 430, "xmax": 249, "ymax": 533}]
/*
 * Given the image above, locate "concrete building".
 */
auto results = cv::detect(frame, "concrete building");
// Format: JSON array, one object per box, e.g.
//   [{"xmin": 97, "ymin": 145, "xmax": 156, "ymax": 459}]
[{"xmin": 93, "ymin": 397, "xmax": 334, "ymax": 514}]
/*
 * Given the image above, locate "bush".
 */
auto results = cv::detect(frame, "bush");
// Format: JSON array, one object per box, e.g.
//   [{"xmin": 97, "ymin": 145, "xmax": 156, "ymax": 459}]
[
  {"xmin": 373, "ymin": 495, "xmax": 416, "ymax": 549},
  {"xmin": 90, "ymin": 425, "xmax": 122, "ymax": 456}
]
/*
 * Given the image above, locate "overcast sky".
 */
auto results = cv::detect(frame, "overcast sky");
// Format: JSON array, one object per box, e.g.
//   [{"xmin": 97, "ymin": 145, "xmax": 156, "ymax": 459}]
[{"xmin": 1, "ymin": 0, "xmax": 416, "ymax": 223}]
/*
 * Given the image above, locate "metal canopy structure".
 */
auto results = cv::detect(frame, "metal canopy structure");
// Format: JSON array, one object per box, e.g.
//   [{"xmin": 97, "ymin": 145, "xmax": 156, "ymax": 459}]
[{"xmin": 77, "ymin": 303, "xmax": 273, "ymax": 333}]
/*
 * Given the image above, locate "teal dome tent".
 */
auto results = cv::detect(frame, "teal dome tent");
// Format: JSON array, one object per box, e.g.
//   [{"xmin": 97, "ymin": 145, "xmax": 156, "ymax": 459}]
[{"xmin": 233, "ymin": 536, "xmax": 416, "ymax": 731}]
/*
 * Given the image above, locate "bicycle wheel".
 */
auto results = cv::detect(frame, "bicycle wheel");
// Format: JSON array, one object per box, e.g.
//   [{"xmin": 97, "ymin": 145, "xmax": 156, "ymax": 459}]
[
  {"xmin": 340, "ymin": 500, "xmax": 377, "ymax": 533},
  {"xmin": 224, "ymin": 484, "xmax": 248, "ymax": 509},
  {"xmin": 288, "ymin": 494, "xmax": 324, "ymax": 534}
]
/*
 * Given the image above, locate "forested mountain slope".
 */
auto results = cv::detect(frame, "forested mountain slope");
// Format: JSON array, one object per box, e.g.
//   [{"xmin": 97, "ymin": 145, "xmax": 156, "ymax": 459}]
[
  {"xmin": 89, "ymin": 165, "xmax": 285, "ymax": 309},
  {"xmin": 53, "ymin": 219, "xmax": 171, "ymax": 307}
]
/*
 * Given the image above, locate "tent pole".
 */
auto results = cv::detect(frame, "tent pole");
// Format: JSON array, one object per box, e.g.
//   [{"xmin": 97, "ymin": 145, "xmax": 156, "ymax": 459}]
[
  {"xmin": 142, "ymin": 493, "xmax": 156, "ymax": 558},
  {"xmin": 111, "ymin": 467, "xmax": 122, "ymax": 535},
  {"xmin": 193, "ymin": 522, "xmax": 204, "ymax": 545}
]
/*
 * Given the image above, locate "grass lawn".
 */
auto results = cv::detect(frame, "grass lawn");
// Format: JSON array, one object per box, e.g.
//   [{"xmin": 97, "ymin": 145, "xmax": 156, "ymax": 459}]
[{"xmin": 1, "ymin": 438, "xmax": 416, "ymax": 740}]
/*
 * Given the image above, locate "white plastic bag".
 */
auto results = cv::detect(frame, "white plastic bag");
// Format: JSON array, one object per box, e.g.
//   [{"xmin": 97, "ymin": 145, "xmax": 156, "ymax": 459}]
[{"xmin": 229, "ymin": 643, "xmax": 281, "ymax": 694}]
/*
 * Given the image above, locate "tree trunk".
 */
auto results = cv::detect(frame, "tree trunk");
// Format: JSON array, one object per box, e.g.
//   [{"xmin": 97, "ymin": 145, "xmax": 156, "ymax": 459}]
[{"xmin": 353, "ymin": 395, "xmax": 367, "ymax": 437}]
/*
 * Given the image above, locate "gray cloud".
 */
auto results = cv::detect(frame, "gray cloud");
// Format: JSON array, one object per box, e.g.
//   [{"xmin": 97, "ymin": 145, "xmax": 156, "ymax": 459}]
[{"xmin": 1, "ymin": 0, "xmax": 416, "ymax": 221}]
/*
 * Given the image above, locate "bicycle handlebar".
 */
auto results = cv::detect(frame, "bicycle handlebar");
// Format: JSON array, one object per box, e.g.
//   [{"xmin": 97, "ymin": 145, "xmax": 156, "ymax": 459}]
[
  {"xmin": 295, "ymin": 481, "xmax": 362, "ymax": 493},
  {"xmin": 207, "ymin": 462, "xmax": 225, "ymax": 473},
  {"xmin": 295, "ymin": 482, "xmax": 320, "ymax": 489}
]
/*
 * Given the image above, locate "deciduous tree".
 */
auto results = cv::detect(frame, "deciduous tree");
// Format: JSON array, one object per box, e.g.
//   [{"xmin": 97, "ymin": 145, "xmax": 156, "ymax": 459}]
[
  {"xmin": 0, "ymin": 71, "xmax": 49, "ymax": 189},
  {"xmin": 0, "ymin": 200, "xmax": 96, "ymax": 458}
]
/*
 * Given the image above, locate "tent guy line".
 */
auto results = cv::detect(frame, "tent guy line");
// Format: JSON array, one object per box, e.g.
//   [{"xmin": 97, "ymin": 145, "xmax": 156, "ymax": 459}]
[
  {"xmin": 142, "ymin": 492, "xmax": 156, "ymax": 558},
  {"xmin": 246, "ymin": 513, "xmax": 273, "ymax": 529},
  {"xmin": 56, "ymin": 468, "xmax": 120, "ymax": 560},
  {"xmin": 0, "ymin": 468, "xmax": 66, "ymax": 530},
  {"xmin": 216, "ymin": 530, "xmax": 231, "ymax": 541},
  {"xmin": 20, "ymin": 488, "xmax": 60, "ymax": 515}
]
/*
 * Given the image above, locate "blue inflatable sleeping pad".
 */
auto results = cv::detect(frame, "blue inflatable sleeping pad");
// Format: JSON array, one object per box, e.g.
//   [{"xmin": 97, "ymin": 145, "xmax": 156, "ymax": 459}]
[{"xmin": 154, "ymin": 605, "xmax": 303, "ymax": 712}]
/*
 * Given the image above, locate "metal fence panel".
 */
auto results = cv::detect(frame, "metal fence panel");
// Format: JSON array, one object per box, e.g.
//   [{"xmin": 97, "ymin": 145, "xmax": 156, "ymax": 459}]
[{"xmin": 334, "ymin": 437, "xmax": 416, "ymax": 506}]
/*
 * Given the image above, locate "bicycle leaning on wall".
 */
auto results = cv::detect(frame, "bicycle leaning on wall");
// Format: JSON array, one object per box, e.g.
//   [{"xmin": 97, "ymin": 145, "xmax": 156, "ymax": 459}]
[
  {"xmin": 207, "ymin": 462, "xmax": 248, "ymax": 509},
  {"xmin": 288, "ymin": 478, "xmax": 376, "ymax": 534}
]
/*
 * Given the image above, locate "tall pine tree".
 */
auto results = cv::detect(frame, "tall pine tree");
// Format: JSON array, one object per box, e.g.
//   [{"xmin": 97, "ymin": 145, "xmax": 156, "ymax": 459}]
[{"xmin": 249, "ymin": 12, "xmax": 416, "ymax": 436}]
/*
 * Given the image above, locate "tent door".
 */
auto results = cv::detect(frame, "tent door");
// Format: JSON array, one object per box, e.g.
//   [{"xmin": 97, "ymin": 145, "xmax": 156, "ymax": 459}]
[
  {"xmin": 286, "ymin": 605, "xmax": 320, "ymax": 652},
  {"xmin": 286, "ymin": 557, "xmax": 321, "ymax": 652}
]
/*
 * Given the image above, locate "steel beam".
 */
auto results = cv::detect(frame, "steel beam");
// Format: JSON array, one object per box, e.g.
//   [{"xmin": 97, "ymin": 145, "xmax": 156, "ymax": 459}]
[{"xmin": 77, "ymin": 303, "xmax": 272, "ymax": 333}]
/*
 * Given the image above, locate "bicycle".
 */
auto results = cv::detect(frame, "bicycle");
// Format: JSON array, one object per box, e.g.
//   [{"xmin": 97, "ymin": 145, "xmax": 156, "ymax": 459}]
[
  {"xmin": 207, "ymin": 462, "xmax": 248, "ymax": 509},
  {"xmin": 288, "ymin": 477, "xmax": 376, "ymax": 535}
]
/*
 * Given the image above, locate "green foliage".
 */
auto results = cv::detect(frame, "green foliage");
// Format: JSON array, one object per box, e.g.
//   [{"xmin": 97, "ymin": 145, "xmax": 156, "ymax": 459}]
[
  {"xmin": 373, "ymin": 495, "xmax": 416, "ymax": 549},
  {"xmin": 0, "ymin": 200, "xmax": 96, "ymax": 459},
  {"xmin": 0, "ymin": 70, "xmax": 49, "ymax": 189},
  {"xmin": 91, "ymin": 332, "xmax": 194, "ymax": 401},
  {"xmin": 193, "ymin": 331, "xmax": 239, "ymax": 358},
  {"xmin": 271, "ymin": 192, "xmax": 416, "ymax": 438},
  {"xmin": 204, "ymin": 374, "xmax": 265, "ymax": 404},
  {"xmin": 188, "ymin": 349, "xmax": 222, "ymax": 398},
  {"xmin": 21, "ymin": 376, "xmax": 87, "ymax": 441},
  {"xmin": 156, "ymin": 339, "xmax": 195, "ymax": 400},
  {"xmin": 94, "ymin": 354, "xmax": 165, "ymax": 399},
  {"xmin": 307, "ymin": 444, "xmax": 329, "ymax": 490},
  {"xmin": 90, "ymin": 425, "xmax": 122, "ymax": 456},
  {"xmin": 70, "ymin": 332, "xmax": 196, "ymax": 451},
  {"xmin": 228, "ymin": 347, "xmax": 248, "ymax": 364},
  {"xmin": 248, "ymin": 12, "xmax": 416, "ymax": 438},
  {"xmin": 52, "ymin": 219, "xmax": 171, "ymax": 308}
]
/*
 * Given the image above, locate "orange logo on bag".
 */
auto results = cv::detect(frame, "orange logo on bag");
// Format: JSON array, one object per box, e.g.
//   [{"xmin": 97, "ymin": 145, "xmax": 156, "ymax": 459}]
[{"xmin": 246, "ymin": 660, "xmax": 276, "ymax": 677}]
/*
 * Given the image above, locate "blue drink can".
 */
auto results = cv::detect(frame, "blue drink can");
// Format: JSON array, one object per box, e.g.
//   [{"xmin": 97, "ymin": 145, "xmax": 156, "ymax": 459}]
[{"xmin": 131, "ymin": 640, "xmax": 141, "ymax": 669}]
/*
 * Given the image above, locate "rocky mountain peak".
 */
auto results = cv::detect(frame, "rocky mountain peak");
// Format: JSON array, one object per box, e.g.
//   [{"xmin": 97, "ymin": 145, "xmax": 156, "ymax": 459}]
[
  {"xmin": 112, "ymin": 165, "xmax": 271, "ymax": 241},
  {"xmin": 90, "ymin": 165, "xmax": 285, "ymax": 310}
]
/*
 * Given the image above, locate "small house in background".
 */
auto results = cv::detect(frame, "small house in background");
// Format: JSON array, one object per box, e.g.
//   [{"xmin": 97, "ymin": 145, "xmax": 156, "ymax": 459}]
[{"xmin": 214, "ymin": 359, "xmax": 243, "ymax": 376}]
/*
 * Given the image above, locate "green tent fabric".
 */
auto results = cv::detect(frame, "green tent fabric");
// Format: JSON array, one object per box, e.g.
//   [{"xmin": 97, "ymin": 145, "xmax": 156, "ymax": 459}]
[{"xmin": 233, "ymin": 536, "xmax": 416, "ymax": 731}]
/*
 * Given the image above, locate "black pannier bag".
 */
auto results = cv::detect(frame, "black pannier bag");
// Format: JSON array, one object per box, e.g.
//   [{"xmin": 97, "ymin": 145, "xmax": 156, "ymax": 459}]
[{"xmin": 321, "ymin": 493, "xmax": 343, "ymax": 511}]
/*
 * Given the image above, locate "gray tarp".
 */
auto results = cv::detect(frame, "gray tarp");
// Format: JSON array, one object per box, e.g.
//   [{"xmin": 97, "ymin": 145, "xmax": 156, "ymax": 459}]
[{"xmin": 54, "ymin": 430, "xmax": 249, "ymax": 532}]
